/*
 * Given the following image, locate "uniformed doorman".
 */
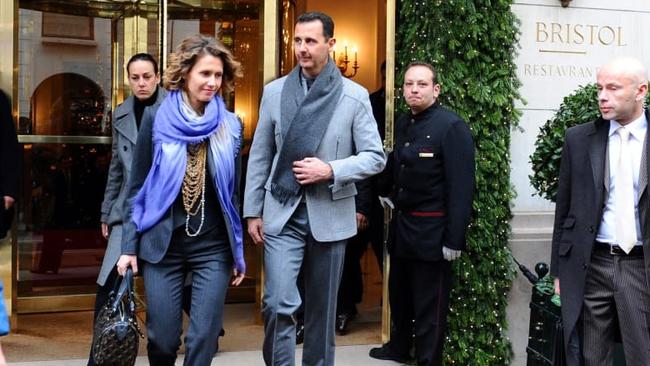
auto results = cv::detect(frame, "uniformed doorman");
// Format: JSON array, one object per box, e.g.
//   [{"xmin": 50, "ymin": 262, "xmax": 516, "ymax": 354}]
[{"xmin": 369, "ymin": 61, "xmax": 475, "ymax": 366}]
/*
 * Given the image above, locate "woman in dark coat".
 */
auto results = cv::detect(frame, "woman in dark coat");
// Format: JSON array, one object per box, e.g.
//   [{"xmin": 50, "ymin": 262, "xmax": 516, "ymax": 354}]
[{"xmin": 88, "ymin": 53, "xmax": 165, "ymax": 366}]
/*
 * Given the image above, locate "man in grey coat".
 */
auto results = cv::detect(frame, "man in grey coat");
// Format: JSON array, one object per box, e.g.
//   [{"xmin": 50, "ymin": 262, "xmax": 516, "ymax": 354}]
[{"xmin": 244, "ymin": 12, "xmax": 385, "ymax": 366}]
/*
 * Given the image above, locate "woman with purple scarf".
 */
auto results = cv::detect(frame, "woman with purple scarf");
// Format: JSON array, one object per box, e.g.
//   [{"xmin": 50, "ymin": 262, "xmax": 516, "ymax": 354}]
[{"xmin": 116, "ymin": 34, "xmax": 245, "ymax": 365}]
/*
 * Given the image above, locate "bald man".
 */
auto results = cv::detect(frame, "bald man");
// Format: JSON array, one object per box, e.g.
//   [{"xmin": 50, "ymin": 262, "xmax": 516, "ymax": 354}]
[{"xmin": 551, "ymin": 57, "xmax": 650, "ymax": 365}]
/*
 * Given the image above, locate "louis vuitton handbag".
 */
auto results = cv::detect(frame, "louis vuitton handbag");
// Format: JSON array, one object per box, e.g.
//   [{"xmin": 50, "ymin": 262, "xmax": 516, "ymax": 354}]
[{"xmin": 91, "ymin": 268, "xmax": 143, "ymax": 366}]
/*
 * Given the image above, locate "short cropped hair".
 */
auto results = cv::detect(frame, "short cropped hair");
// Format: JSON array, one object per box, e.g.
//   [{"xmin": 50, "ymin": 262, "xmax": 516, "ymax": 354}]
[
  {"xmin": 405, "ymin": 61, "xmax": 437, "ymax": 84},
  {"xmin": 296, "ymin": 12, "xmax": 335, "ymax": 39},
  {"xmin": 163, "ymin": 34, "xmax": 242, "ymax": 95},
  {"xmin": 126, "ymin": 53, "xmax": 158, "ymax": 75}
]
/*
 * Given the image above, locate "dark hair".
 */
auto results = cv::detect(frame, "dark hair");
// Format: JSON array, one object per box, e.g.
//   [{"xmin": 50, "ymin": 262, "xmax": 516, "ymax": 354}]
[
  {"xmin": 296, "ymin": 12, "xmax": 334, "ymax": 39},
  {"xmin": 126, "ymin": 53, "xmax": 159, "ymax": 75},
  {"xmin": 380, "ymin": 60, "xmax": 386, "ymax": 72},
  {"xmin": 163, "ymin": 34, "xmax": 242, "ymax": 95},
  {"xmin": 405, "ymin": 61, "xmax": 437, "ymax": 84}
]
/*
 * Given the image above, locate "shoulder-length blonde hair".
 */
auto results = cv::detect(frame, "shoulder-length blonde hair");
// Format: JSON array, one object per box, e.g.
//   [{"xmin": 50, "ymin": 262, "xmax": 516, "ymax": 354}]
[{"xmin": 163, "ymin": 34, "xmax": 241, "ymax": 95}]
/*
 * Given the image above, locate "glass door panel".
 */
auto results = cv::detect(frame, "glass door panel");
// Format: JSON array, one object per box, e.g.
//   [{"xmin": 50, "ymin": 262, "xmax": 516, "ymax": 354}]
[
  {"xmin": 15, "ymin": 0, "xmax": 159, "ymax": 308},
  {"xmin": 18, "ymin": 141, "xmax": 110, "ymax": 296},
  {"xmin": 167, "ymin": 0, "xmax": 262, "ymax": 303}
]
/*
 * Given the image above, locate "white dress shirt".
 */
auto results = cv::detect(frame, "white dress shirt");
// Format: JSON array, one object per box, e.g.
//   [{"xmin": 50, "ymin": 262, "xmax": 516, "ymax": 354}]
[{"xmin": 596, "ymin": 113, "xmax": 647, "ymax": 245}]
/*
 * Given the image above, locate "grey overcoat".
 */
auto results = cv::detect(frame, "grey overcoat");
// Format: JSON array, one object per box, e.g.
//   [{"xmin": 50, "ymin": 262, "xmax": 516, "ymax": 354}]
[
  {"xmin": 551, "ymin": 109, "xmax": 650, "ymax": 363},
  {"xmin": 97, "ymin": 88, "xmax": 166, "ymax": 286}
]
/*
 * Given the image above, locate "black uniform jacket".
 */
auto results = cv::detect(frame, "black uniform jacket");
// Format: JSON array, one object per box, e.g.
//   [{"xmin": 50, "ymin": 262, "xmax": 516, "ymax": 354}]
[
  {"xmin": 379, "ymin": 103, "xmax": 475, "ymax": 261},
  {"xmin": 0, "ymin": 90, "xmax": 19, "ymax": 237}
]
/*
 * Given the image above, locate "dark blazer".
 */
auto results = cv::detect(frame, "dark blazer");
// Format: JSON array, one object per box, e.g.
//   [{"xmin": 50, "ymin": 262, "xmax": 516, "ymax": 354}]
[
  {"xmin": 354, "ymin": 177, "xmax": 373, "ymax": 217},
  {"xmin": 369, "ymin": 87, "xmax": 386, "ymax": 141},
  {"xmin": 379, "ymin": 103, "xmax": 475, "ymax": 261},
  {"xmin": 0, "ymin": 90, "xmax": 18, "ymax": 201},
  {"xmin": 0, "ymin": 90, "xmax": 19, "ymax": 237},
  {"xmin": 550, "ymin": 109, "xmax": 650, "ymax": 361},
  {"xmin": 120, "ymin": 104, "xmax": 243, "ymax": 264}
]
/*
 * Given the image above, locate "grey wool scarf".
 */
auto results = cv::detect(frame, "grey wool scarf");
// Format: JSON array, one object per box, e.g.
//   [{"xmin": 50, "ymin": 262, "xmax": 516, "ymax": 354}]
[{"xmin": 270, "ymin": 58, "xmax": 343, "ymax": 204}]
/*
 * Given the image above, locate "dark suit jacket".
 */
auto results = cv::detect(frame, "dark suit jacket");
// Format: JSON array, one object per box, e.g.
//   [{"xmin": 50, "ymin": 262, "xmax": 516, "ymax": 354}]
[
  {"xmin": 379, "ymin": 103, "xmax": 475, "ymax": 261},
  {"xmin": 369, "ymin": 88, "xmax": 386, "ymax": 141},
  {"xmin": 354, "ymin": 176, "xmax": 373, "ymax": 217},
  {"xmin": 0, "ymin": 90, "xmax": 18, "ymax": 200},
  {"xmin": 358, "ymin": 87, "xmax": 385, "ymax": 221},
  {"xmin": 550, "ymin": 109, "xmax": 650, "ymax": 361},
  {"xmin": 0, "ymin": 90, "xmax": 19, "ymax": 237}
]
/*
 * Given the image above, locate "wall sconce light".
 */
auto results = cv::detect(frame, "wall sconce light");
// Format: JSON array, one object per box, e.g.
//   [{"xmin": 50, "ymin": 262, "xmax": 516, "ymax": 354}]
[
  {"xmin": 559, "ymin": 0, "xmax": 571, "ymax": 7},
  {"xmin": 332, "ymin": 40, "xmax": 359, "ymax": 78}
]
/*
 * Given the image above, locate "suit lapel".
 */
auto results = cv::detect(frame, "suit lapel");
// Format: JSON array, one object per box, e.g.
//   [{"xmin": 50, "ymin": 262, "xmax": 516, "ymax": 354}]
[
  {"xmin": 114, "ymin": 97, "xmax": 138, "ymax": 144},
  {"xmin": 639, "ymin": 135, "xmax": 648, "ymax": 202},
  {"xmin": 115, "ymin": 114, "xmax": 138, "ymax": 144},
  {"xmin": 638, "ymin": 111, "xmax": 650, "ymax": 242},
  {"xmin": 638, "ymin": 109, "xmax": 650, "ymax": 201},
  {"xmin": 588, "ymin": 119, "xmax": 609, "ymax": 210}
]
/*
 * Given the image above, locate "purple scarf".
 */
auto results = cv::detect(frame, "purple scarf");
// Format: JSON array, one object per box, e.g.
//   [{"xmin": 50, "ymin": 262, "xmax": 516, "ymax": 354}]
[{"xmin": 131, "ymin": 90, "xmax": 245, "ymax": 273}]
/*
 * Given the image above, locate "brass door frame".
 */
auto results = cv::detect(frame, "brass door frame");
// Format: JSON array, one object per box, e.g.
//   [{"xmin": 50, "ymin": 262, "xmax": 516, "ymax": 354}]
[
  {"xmin": 255, "ymin": 0, "xmax": 280, "ymax": 323},
  {"xmin": 18, "ymin": 136, "xmax": 112, "ymax": 144},
  {"xmin": 382, "ymin": 0, "xmax": 396, "ymax": 344}
]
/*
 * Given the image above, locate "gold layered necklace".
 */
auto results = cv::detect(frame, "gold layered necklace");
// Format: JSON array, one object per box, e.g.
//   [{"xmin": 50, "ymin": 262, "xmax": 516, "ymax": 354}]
[{"xmin": 182, "ymin": 141, "xmax": 207, "ymax": 237}]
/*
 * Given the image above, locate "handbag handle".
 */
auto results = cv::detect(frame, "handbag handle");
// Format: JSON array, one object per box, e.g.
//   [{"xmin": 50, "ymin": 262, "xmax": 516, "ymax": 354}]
[
  {"xmin": 110, "ymin": 268, "xmax": 136, "ymax": 316},
  {"xmin": 106, "ymin": 270, "xmax": 124, "ymax": 300}
]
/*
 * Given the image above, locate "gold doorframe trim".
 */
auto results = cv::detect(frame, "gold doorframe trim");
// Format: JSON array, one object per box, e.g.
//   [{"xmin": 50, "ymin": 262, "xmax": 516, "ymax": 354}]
[
  {"xmin": 381, "ymin": 0, "xmax": 396, "ymax": 344},
  {"xmin": 0, "ymin": 0, "xmax": 16, "ymax": 96},
  {"xmin": 17, "ymin": 135, "xmax": 112, "ymax": 144},
  {"xmin": 0, "ymin": 0, "xmax": 17, "ymax": 325},
  {"xmin": 17, "ymin": 295, "xmax": 97, "ymax": 314},
  {"xmin": 384, "ymin": 0, "xmax": 395, "ymax": 152},
  {"xmin": 262, "ymin": 0, "xmax": 279, "ymax": 85},
  {"xmin": 159, "ymin": 0, "xmax": 167, "ymax": 75},
  {"xmin": 255, "ymin": 0, "xmax": 279, "ymax": 323}
]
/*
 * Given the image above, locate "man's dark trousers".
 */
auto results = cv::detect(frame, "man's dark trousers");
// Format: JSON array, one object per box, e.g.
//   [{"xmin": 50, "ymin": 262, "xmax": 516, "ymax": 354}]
[{"xmin": 385, "ymin": 256, "xmax": 452, "ymax": 366}]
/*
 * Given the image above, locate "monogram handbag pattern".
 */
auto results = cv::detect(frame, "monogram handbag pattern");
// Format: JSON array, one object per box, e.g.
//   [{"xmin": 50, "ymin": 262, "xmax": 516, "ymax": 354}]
[{"xmin": 91, "ymin": 268, "xmax": 143, "ymax": 366}]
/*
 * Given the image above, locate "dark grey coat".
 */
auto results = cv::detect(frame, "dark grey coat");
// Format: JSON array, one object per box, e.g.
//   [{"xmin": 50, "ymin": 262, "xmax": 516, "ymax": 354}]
[{"xmin": 97, "ymin": 88, "xmax": 166, "ymax": 285}]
